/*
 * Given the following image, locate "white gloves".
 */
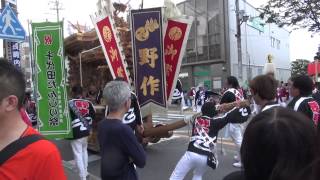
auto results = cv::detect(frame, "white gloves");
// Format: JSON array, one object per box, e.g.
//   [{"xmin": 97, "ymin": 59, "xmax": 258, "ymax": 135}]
[
  {"xmin": 183, "ymin": 113, "xmax": 201, "ymax": 124},
  {"xmin": 183, "ymin": 115, "xmax": 193, "ymax": 124}
]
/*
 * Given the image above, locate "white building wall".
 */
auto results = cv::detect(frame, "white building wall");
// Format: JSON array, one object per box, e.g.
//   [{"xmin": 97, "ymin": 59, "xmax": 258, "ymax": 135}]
[{"xmin": 228, "ymin": 0, "xmax": 291, "ymax": 85}]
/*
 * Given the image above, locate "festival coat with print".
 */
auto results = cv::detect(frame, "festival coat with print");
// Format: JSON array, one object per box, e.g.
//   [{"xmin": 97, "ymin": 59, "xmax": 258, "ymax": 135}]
[
  {"xmin": 187, "ymin": 107, "xmax": 251, "ymax": 156},
  {"xmin": 287, "ymin": 96, "xmax": 320, "ymax": 127},
  {"xmin": 69, "ymin": 99, "xmax": 95, "ymax": 139},
  {"xmin": 220, "ymin": 88, "xmax": 244, "ymax": 104}
]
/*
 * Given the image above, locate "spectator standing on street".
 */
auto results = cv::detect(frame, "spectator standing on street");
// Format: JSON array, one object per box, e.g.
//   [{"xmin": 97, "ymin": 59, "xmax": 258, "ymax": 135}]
[
  {"xmin": 170, "ymin": 102, "xmax": 251, "ymax": 180},
  {"xmin": 105, "ymin": 78, "xmax": 144, "ymax": 141},
  {"xmin": 23, "ymin": 92, "xmax": 37, "ymax": 126},
  {"xmin": 287, "ymin": 75, "xmax": 320, "ymax": 127},
  {"xmin": 220, "ymin": 76, "xmax": 245, "ymax": 168},
  {"xmin": 68, "ymin": 85, "xmax": 95, "ymax": 180},
  {"xmin": 0, "ymin": 59, "xmax": 66, "ymax": 179},
  {"xmin": 249, "ymin": 75, "xmax": 279, "ymax": 113},
  {"xmin": 189, "ymin": 87, "xmax": 196, "ymax": 111},
  {"xmin": 98, "ymin": 80, "xmax": 146, "ymax": 180},
  {"xmin": 223, "ymin": 107, "xmax": 318, "ymax": 180},
  {"xmin": 172, "ymin": 79, "xmax": 183, "ymax": 104},
  {"xmin": 195, "ymin": 85, "xmax": 205, "ymax": 113},
  {"xmin": 20, "ymin": 106, "xmax": 32, "ymax": 126},
  {"xmin": 312, "ymin": 82, "xmax": 320, "ymax": 107}
]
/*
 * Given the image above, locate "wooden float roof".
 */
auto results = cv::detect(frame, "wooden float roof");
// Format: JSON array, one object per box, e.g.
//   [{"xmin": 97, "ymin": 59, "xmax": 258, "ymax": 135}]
[{"xmin": 64, "ymin": 30, "xmax": 100, "ymax": 57}]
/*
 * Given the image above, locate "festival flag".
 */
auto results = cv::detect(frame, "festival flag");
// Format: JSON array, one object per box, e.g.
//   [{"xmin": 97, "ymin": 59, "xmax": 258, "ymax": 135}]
[
  {"xmin": 164, "ymin": 17, "xmax": 193, "ymax": 102},
  {"xmin": 131, "ymin": 7, "xmax": 167, "ymax": 115},
  {"xmin": 6, "ymin": 42, "xmax": 21, "ymax": 68},
  {"xmin": 91, "ymin": 14, "xmax": 130, "ymax": 83},
  {"xmin": 32, "ymin": 22, "xmax": 72, "ymax": 139}
]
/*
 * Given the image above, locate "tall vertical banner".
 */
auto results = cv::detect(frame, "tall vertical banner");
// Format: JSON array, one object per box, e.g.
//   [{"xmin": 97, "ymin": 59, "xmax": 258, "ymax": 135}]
[
  {"xmin": 131, "ymin": 8, "xmax": 167, "ymax": 115},
  {"xmin": 6, "ymin": 42, "xmax": 21, "ymax": 68},
  {"xmin": 32, "ymin": 22, "xmax": 72, "ymax": 139},
  {"xmin": 91, "ymin": 14, "xmax": 130, "ymax": 83},
  {"xmin": 164, "ymin": 17, "xmax": 193, "ymax": 102}
]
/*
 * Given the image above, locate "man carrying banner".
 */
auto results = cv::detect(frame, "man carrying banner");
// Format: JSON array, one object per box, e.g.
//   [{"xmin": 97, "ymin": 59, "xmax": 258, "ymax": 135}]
[
  {"xmin": 68, "ymin": 85, "xmax": 95, "ymax": 180},
  {"xmin": 0, "ymin": 60, "xmax": 66, "ymax": 179}
]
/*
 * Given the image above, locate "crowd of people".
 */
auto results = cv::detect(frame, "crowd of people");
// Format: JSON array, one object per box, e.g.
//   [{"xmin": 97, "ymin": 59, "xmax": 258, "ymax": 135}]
[{"xmin": 1, "ymin": 58, "xmax": 320, "ymax": 180}]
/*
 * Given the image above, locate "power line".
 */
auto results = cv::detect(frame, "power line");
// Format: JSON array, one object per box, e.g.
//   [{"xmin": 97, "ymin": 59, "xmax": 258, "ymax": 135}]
[{"xmin": 49, "ymin": 0, "xmax": 64, "ymax": 22}]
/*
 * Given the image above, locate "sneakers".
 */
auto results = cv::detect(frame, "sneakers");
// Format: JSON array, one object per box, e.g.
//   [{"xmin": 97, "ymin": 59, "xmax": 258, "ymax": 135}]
[
  {"xmin": 234, "ymin": 155, "xmax": 240, "ymax": 162},
  {"xmin": 233, "ymin": 162, "xmax": 242, "ymax": 168}
]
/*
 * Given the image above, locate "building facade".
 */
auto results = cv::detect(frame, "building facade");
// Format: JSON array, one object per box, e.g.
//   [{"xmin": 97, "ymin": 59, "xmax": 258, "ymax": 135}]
[
  {"xmin": 177, "ymin": 0, "xmax": 291, "ymax": 91},
  {"xmin": 20, "ymin": 36, "xmax": 33, "ymax": 90}
]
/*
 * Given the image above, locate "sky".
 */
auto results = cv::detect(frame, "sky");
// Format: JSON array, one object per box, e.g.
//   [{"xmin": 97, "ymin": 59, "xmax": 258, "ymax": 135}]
[{"xmin": 16, "ymin": 0, "xmax": 320, "ymax": 61}]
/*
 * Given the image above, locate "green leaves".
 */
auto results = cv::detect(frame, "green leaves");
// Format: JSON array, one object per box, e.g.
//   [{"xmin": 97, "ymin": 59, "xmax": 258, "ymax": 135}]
[
  {"xmin": 291, "ymin": 59, "xmax": 310, "ymax": 77},
  {"xmin": 260, "ymin": 0, "xmax": 320, "ymax": 32}
]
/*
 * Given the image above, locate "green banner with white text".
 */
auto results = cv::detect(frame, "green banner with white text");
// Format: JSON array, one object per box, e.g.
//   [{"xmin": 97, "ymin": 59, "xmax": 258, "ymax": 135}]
[{"xmin": 32, "ymin": 22, "xmax": 72, "ymax": 139}]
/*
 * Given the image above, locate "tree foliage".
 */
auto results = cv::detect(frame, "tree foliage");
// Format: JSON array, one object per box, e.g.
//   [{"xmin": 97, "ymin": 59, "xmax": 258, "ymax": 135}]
[
  {"xmin": 260, "ymin": 0, "xmax": 320, "ymax": 32},
  {"xmin": 291, "ymin": 59, "xmax": 310, "ymax": 77}
]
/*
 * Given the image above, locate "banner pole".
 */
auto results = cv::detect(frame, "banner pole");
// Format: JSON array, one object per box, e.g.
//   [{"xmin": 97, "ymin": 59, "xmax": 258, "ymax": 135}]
[
  {"xmin": 28, "ymin": 20, "xmax": 38, "ymax": 130},
  {"xmin": 316, "ymin": 59, "xmax": 318, "ymax": 82}
]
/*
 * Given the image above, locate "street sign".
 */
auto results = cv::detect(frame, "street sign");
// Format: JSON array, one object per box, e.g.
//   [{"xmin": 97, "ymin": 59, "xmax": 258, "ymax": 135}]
[
  {"xmin": 6, "ymin": 0, "xmax": 17, "ymax": 5},
  {"xmin": 0, "ymin": 4, "xmax": 26, "ymax": 41},
  {"xmin": 247, "ymin": 17, "xmax": 264, "ymax": 32}
]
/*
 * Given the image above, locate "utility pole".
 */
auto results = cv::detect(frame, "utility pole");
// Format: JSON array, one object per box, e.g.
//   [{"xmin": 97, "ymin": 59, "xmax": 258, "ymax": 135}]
[
  {"xmin": 235, "ymin": 0, "xmax": 243, "ymax": 81},
  {"xmin": 49, "ymin": 0, "xmax": 63, "ymax": 22}
]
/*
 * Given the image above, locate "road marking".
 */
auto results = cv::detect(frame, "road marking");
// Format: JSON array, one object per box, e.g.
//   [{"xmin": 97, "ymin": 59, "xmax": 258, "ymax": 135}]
[
  {"xmin": 66, "ymin": 154, "xmax": 101, "ymax": 165},
  {"xmin": 63, "ymin": 160, "xmax": 101, "ymax": 180},
  {"xmin": 63, "ymin": 155, "xmax": 101, "ymax": 179}
]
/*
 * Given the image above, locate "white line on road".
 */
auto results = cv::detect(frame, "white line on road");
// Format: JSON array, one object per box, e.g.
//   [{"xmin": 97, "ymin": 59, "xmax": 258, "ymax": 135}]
[
  {"xmin": 63, "ymin": 160, "xmax": 101, "ymax": 180},
  {"xmin": 67, "ymin": 154, "xmax": 101, "ymax": 165}
]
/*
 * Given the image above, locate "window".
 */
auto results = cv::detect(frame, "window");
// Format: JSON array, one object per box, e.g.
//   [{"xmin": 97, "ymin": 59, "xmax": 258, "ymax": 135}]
[
  {"xmin": 258, "ymin": 67, "xmax": 263, "ymax": 75},
  {"xmin": 271, "ymin": 37, "xmax": 280, "ymax": 49},
  {"xmin": 180, "ymin": 0, "xmax": 223, "ymax": 63},
  {"xmin": 276, "ymin": 40, "xmax": 280, "ymax": 49},
  {"xmin": 270, "ymin": 37, "xmax": 275, "ymax": 48}
]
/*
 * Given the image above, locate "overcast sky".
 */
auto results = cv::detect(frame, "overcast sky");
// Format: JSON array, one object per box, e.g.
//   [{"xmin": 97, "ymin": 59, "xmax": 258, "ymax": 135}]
[{"xmin": 17, "ymin": 0, "xmax": 320, "ymax": 61}]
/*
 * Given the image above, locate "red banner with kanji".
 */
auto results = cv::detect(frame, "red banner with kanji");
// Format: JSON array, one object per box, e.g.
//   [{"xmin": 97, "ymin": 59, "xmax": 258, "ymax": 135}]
[
  {"xmin": 308, "ymin": 61, "xmax": 320, "ymax": 76},
  {"xmin": 91, "ymin": 15, "xmax": 129, "ymax": 82},
  {"xmin": 164, "ymin": 17, "xmax": 193, "ymax": 102}
]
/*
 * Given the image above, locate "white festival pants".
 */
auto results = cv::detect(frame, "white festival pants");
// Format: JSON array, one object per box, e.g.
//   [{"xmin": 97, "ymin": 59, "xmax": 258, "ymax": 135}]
[
  {"xmin": 196, "ymin": 105, "xmax": 202, "ymax": 113},
  {"xmin": 225, "ymin": 123, "xmax": 243, "ymax": 160},
  {"xmin": 170, "ymin": 151, "xmax": 208, "ymax": 180},
  {"xmin": 71, "ymin": 137, "xmax": 89, "ymax": 179}
]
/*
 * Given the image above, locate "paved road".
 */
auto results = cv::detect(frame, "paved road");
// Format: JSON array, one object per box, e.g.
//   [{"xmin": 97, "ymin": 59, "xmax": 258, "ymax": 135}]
[{"xmin": 56, "ymin": 108, "xmax": 241, "ymax": 180}]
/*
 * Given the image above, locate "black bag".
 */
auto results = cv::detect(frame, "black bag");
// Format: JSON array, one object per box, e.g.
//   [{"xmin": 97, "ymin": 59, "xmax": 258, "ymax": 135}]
[
  {"xmin": 207, "ymin": 152, "xmax": 218, "ymax": 169},
  {"xmin": 0, "ymin": 134, "xmax": 44, "ymax": 166}
]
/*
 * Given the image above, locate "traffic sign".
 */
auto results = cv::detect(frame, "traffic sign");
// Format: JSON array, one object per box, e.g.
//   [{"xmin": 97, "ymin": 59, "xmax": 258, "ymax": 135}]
[
  {"xmin": 7, "ymin": 0, "xmax": 17, "ymax": 5},
  {"xmin": 0, "ymin": 4, "xmax": 26, "ymax": 41}
]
